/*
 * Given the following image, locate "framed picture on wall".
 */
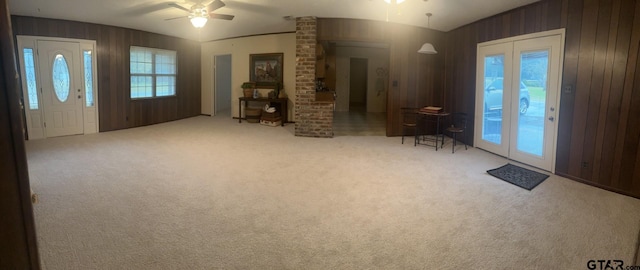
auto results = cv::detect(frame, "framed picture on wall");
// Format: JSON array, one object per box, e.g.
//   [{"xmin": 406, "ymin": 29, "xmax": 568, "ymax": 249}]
[{"xmin": 249, "ymin": 53, "xmax": 283, "ymax": 88}]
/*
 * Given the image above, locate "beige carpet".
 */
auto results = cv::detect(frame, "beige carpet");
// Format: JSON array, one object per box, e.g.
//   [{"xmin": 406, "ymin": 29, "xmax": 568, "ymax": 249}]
[{"xmin": 26, "ymin": 116, "xmax": 640, "ymax": 269}]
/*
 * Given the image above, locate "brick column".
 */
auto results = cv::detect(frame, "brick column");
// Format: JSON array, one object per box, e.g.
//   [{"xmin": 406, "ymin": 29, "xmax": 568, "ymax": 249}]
[{"xmin": 295, "ymin": 17, "xmax": 334, "ymax": 138}]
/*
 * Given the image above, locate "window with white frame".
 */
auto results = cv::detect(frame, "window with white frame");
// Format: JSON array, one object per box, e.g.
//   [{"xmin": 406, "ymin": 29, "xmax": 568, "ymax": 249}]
[{"xmin": 130, "ymin": 46, "xmax": 176, "ymax": 99}]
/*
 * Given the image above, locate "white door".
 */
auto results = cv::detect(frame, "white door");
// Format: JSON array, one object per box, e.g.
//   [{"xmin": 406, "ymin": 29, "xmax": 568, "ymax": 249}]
[
  {"xmin": 475, "ymin": 30, "xmax": 564, "ymax": 172},
  {"xmin": 38, "ymin": 40, "xmax": 84, "ymax": 137},
  {"xmin": 509, "ymin": 35, "xmax": 562, "ymax": 170}
]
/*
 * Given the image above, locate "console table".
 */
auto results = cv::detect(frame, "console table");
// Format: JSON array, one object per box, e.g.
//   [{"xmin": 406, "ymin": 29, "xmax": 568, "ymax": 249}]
[{"xmin": 238, "ymin": 97, "xmax": 288, "ymax": 126}]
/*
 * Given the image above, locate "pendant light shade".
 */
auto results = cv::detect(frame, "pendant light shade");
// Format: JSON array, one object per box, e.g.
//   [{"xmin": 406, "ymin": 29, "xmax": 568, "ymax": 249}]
[
  {"xmin": 418, "ymin": 13, "xmax": 437, "ymax": 54},
  {"xmin": 383, "ymin": 0, "xmax": 406, "ymax": 3},
  {"xmin": 418, "ymin": 43, "xmax": 437, "ymax": 54}
]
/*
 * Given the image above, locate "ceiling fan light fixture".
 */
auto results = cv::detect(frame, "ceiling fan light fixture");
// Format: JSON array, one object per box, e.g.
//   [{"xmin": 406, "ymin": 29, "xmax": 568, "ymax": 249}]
[
  {"xmin": 190, "ymin": 16, "xmax": 208, "ymax": 28},
  {"xmin": 383, "ymin": 0, "xmax": 406, "ymax": 3}
]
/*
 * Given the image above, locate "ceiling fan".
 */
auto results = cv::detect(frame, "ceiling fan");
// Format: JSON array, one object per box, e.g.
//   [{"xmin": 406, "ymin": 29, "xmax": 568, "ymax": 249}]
[{"xmin": 166, "ymin": 0, "xmax": 234, "ymax": 28}]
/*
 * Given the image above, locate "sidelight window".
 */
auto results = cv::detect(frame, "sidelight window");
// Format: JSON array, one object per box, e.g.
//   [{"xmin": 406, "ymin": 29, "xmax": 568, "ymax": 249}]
[{"xmin": 23, "ymin": 48, "xmax": 39, "ymax": 110}]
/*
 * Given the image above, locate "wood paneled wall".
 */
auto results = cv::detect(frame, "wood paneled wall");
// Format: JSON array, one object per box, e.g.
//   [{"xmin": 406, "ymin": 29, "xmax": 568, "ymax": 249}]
[
  {"xmin": 446, "ymin": 0, "xmax": 640, "ymax": 198},
  {"xmin": 0, "ymin": 1, "xmax": 40, "ymax": 268},
  {"xmin": 11, "ymin": 16, "xmax": 201, "ymax": 132},
  {"xmin": 317, "ymin": 18, "xmax": 446, "ymax": 136}
]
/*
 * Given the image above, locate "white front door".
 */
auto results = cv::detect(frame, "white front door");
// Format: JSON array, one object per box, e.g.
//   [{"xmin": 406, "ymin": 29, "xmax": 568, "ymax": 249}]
[
  {"xmin": 37, "ymin": 40, "xmax": 84, "ymax": 137},
  {"xmin": 475, "ymin": 30, "xmax": 564, "ymax": 172}
]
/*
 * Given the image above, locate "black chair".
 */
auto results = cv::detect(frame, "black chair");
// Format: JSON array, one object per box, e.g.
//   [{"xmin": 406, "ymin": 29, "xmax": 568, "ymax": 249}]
[
  {"xmin": 446, "ymin": 112, "xmax": 468, "ymax": 153},
  {"xmin": 400, "ymin": 107, "xmax": 419, "ymax": 145}
]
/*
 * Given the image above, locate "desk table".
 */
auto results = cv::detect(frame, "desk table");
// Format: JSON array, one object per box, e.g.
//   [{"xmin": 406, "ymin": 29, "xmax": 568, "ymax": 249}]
[{"xmin": 416, "ymin": 111, "xmax": 450, "ymax": 151}]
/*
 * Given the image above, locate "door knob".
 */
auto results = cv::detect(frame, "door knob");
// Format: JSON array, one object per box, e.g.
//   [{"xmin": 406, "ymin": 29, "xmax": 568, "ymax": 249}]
[
  {"xmin": 548, "ymin": 116, "xmax": 555, "ymax": 122},
  {"xmin": 78, "ymin": 95, "xmax": 82, "ymax": 99}
]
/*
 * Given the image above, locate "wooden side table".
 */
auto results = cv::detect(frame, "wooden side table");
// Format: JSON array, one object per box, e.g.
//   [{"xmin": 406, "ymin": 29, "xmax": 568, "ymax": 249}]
[{"xmin": 238, "ymin": 97, "xmax": 288, "ymax": 126}]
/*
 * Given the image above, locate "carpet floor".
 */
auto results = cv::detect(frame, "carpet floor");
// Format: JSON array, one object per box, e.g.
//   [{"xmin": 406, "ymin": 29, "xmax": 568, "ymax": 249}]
[{"xmin": 26, "ymin": 116, "xmax": 640, "ymax": 269}]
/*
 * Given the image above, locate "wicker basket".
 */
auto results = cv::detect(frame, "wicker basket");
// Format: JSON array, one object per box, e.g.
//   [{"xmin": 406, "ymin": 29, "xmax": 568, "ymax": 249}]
[{"xmin": 245, "ymin": 108, "xmax": 261, "ymax": 123}]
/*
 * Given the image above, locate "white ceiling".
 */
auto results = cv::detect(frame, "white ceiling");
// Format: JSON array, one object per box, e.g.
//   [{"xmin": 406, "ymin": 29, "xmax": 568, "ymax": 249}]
[{"xmin": 9, "ymin": 0, "xmax": 539, "ymax": 42}]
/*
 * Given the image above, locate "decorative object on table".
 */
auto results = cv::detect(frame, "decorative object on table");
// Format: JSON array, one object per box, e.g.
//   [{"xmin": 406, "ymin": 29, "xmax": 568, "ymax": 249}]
[
  {"xmin": 487, "ymin": 163, "xmax": 549, "ymax": 190},
  {"xmin": 241, "ymin": 82, "xmax": 255, "ymax": 98},
  {"xmin": 268, "ymin": 90, "xmax": 276, "ymax": 99},
  {"xmin": 419, "ymin": 106, "xmax": 443, "ymax": 114},
  {"xmin": 252, "ymin": 88, "xmax": 260, "ymax": 98},
  {"xmin": 263, "ymin": 104, "xmax": 276, "ymax": 113},
  {"xmin": 250, "ymin": 53, "xmax": 283, "ymax": 88},
  {"xmin": 274, "ymin": 82, "xmax": 282, "ymax": 98},
  {"xmin": 278, "ymin": 88, "xmax": 287, "ymax": 99},
  {"xmin": 260, "ymin": 105, "xmax": 281, "ymax": 126}
]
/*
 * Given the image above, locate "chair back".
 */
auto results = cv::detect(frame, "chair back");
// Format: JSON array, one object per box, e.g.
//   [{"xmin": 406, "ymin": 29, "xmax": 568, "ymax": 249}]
[
  {"xmin": 400, "ymin": 107, "xmax": 419, "ymax": 125},
  {"xmin": 451, "ymin": 112, "xmax": 467, "ymax": 129}
]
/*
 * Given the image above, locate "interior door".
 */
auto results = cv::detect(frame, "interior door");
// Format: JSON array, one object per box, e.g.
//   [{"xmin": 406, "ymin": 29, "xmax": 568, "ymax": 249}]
[
  {"xmin": 214, "ymin": 54, "xmax": 232, "ymax": 116},
  {"xmin": 475, "ymin": 31, "xmax": 564, "ymax": 172},
  {"xmin": 37, "ymin": 40, "xmax": 83, "ymax": 137}
]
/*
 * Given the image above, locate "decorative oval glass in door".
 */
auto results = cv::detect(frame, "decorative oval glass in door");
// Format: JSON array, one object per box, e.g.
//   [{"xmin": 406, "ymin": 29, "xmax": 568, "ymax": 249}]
[{"xmin": 52, "ymin": 54, "xmax": 70, "ymax": 102}]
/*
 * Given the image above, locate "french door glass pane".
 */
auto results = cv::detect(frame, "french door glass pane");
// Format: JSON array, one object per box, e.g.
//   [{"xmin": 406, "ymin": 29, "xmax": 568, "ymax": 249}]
[
  {"xmin": 516, "ymin": 50, "xmax": 548, "ymax": 157},
  {"xmin": 482, "ymin": 54, "xmax": 504, "ymax": 144}
]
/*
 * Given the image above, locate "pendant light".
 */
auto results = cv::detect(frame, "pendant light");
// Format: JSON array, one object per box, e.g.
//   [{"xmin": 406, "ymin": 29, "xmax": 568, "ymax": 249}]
[{"xmin": 418, "ymin": 13, "xmax": 437, "ymax": 54}]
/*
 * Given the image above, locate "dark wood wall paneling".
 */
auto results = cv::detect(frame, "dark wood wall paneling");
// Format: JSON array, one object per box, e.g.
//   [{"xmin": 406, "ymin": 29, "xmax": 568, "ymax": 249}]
[
  {"xmin": 0, "ymin": 0, "xmax": 40, "ymax": 268},
  {"xmin": 317, "ymin": 18, "xmax": 446, "ymax": 136},
  {"xmin": 446, "ymin": 0, "xmax": 640, "ymax": 198},
  {"xmin": 11, "ymin": 16, "xmax": 202, "ymax": 132}
]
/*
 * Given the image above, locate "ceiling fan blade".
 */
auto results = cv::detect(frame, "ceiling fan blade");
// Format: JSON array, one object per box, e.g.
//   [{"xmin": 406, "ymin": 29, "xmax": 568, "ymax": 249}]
[
  {"xmin": 208, "ymin": 0, "xmax": 226, "ymax": 12},
  {"xmin": 168, "ymin": 3, "xmax": 190, "ymax": 12},
  {"xmin": 210, "ymin": 13, "xmax": 234, "ymax": 20},
  {"xmin": 165, "ymin": 15, "xmax": 188, "ymax": 21}
]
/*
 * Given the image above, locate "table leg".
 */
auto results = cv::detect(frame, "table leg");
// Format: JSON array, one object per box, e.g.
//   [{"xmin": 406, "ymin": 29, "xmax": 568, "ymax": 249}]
[
  {"xmin": 281, "ymin": 101, "xmax": 285, "ymax": 126},
  {"xmin": 238, "ymin": 99, "xmax": 242, "ymax": 123},
  {"xmin": 435, "ymin": 116, "xmax": 439, "ymax": 151}
]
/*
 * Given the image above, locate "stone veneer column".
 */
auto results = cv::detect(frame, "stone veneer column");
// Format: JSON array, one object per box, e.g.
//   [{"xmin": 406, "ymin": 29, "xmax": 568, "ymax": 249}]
[{"xmin": 295, "ymin": 17, "xmax": 334, "ymax": 138}]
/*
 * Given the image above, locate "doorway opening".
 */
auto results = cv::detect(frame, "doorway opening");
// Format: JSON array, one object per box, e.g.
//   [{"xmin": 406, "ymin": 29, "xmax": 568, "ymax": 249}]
[
  {"xmin": 213, "ymin": 54, "xmax": 232, "ymax": 117},
  {"xmin": 349, "ymin": 58, "xmax": 368, "ymax": 112},
  {"xmin": 331, "ymin": 42, "xmax": 389, "ymax": 136}
]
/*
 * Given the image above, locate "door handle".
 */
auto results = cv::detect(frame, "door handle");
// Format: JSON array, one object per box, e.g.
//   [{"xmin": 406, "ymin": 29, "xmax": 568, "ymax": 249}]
[
  {"xmin": 78, "ymin": 95, "xmax": 82, "ymax": 99},
  {"xmin": 548, "ymin": 116, "xmax": 555, "ymax": 122}
]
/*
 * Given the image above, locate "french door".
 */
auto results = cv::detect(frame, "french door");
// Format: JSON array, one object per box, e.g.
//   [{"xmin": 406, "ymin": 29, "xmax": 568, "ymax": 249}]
[{"xmin": 475, "ymin": 30, "xmax": 564, "ymax": 172}]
